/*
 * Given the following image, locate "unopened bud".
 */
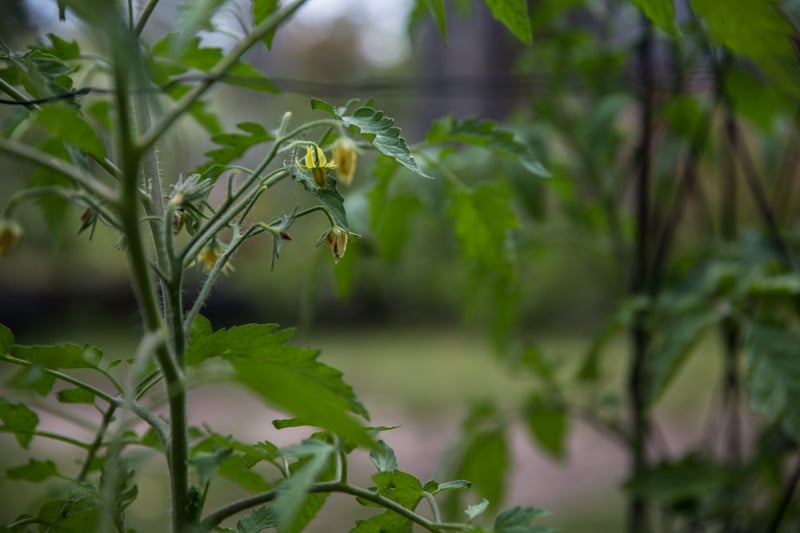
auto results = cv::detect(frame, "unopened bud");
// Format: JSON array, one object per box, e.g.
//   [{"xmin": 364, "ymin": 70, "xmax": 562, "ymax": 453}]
[
  {"xmin": 0, "ymin": 219, "xmax": 22, "ymax": 256},
  {"xmin": 325, "ymin": 227, "xmax": 348, "ymax": 263},
  {"xmin": 332, "ymin": 137, "xmax": 357, "ymax": 186}
]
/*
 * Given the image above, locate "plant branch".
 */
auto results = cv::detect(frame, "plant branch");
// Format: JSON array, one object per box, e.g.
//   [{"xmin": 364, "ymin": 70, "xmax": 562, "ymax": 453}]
[
  {"xmin": 138, "ymin": 0, "xmax": 309, "ymax": 152},
  {"xmin": 199, "ymin": 481, "xmax": 472, "ymax": 532},
  {"xmin": 0, "ymin": 427, "xmax": 91, "ymax": 449},
  {"xmin": 766, "ymin": 454, "xmax": 800, "ymax": 533}
]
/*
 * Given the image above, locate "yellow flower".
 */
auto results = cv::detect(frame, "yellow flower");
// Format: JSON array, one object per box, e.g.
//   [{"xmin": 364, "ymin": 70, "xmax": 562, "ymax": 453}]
[
  {"xmin": 325, "ymin": 227, "xmax": 348, "ymax": 263},
  {"xmin": 196, "ymin": 240, "xmax": 234, "ymax": 274},
  {"xmin": 0, "ymin": 219, "xmax": 22, "ymax": 256},
  {"xmin": 296, "ymin": 144, "xmax": 336, "ymax": 187},
  {"xmin": 332, "ymin": 137, "xmax": 357, "ymax": 186}
]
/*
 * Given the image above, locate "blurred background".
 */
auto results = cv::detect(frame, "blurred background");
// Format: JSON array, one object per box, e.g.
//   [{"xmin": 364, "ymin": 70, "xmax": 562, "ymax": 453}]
[{"xmin": 3, "ymin": 0, "xmax": 798, "ymax": 531}]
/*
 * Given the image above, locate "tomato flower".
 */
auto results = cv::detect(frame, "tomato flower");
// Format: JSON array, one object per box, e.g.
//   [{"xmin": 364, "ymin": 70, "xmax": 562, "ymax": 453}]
[
  {"xmin": 296, "ymin": 144, "xmax": 336, "ymax": 187},
  {"xmin": 196, "ymin": 240, "xmax": 234, "ymax": 274}
]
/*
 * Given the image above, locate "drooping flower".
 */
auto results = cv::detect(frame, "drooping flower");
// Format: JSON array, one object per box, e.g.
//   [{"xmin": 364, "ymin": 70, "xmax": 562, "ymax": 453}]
[
  {"xmin": 0, "ymin": 219, "xmax": 22, "ymax": 256},
  {"xmin": 325, "ymin": 227, "xmax": 348, "ymax": 263},
  {"xmin": 195, "ymin": 239, "xmax": 234, "ymax": 274},
  {"xmin": 332, "ymin": 137, "xmax": 357, "ymax": 186},
  {"xmin": 296, "ymin": 144, "xmax": 336, "ymax": 188}
]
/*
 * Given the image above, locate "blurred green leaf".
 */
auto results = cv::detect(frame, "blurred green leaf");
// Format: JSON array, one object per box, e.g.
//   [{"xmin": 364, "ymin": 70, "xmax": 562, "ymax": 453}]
[
  {"xmin": 0, "ymin": 396, "xmax": 39, "ymax": 449},
  {"xmin": 37, "ymin": 497, "xmax": 98, "ymax": 532},
  {"xmin": 724, "ymin": 68, "xmax": 792, "ymax": 131},
  {"xmin": 6, "ymin": 459, "xmax": 60, "ymax": 482},
  {"xmin": 424, "ymin": 479, "xmax": 471, "ymax": 494},
  {"xmin": 36, "ymin": 103, "xmax": 105, "ymax": 159},
  {"xmin": 523, "ymin": 393, "xmax": 568, "ymax": 460},
  {"xmin": 370, "ymin": 440, "xmax": 398, "ymax": 473},
  {"xmin": 0, "ymin": 323, "xmax": 13, "ymax": 353},
  {"xmin": 275, "ymin": 439, "xmax": 334, "ymax": 532},
  {"xmin": 350, "ymin": 510, "xmax": 411, "ymax": 533},
  {"xmin": 494, "ymin": 506, "xmax": 552, "ymax": 533},
  {"xmin": 647, "ymin": 305, "xmax": 719, "ymax": 406},
  {"xmin": 169, "ymin": 0, "xmax": 227, "ymax": 59},
  {"xmin": 12, "ymin": 343, "xmax": 102, "ymax": 370},
  {"xmin": 745, "ymin": 322, "xmax": 800, "ymax": 441},
  {"xmin": 372, "ymin": 194, "xmax": 421, "ymax": 260},
  {"xmin": 465, "ymin": 498, "xmax": 489, "ymax": 520},
  {"xmin": 447, "ymin": 181, "xmax": 520, "ymax": 277},
  {"xmin": 312, "ymin": 99, "xmax": 432, "ymax": 179},
  {"xmin": 483, "ymin": 0, "xmax": 532, "ymax": 44},
  {"xmin": 31, "ymin": 34, "xmax": 80, "ymax": 61},
  {"xmin": 56, "ymin": 387, "xmax": 96, "ymax": 404},
  {"xmin": 426, "ymin": 0, "xmax": 448, "ymax": 44},
  {"xmin": 237, "ymin": 506, "xmax": 277, "ymax": 533},
  {"xmin": 427, "ymin": 116, "xmax": 549, "ymax": 177},
  {"xmin": 632, "ymin": 0, "xmax": 676, "ymax": 35},
  {"xmin": 186, "ymin": 324, "xmax": 372, "ymax": 447},
  {"xmin": 253, "ymin": 0, "xmax": 280, "ymax": 49},
  {"xmin": 624, "ymin": 456, "xmax": 731, "ymax": 504},
  {"xmin": 199, "ymin": 122, "xmax": 275, "ymax": 178},
  {"xmin": 190, "ymin": 445, "xmax": 234, "ymax": 488},
  {"xmin": 8, "ymin": 365, "xmax": 56, "ymax": 396}
]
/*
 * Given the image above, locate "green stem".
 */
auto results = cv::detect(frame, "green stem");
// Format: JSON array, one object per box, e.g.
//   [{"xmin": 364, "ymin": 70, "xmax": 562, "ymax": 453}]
[
  {"xmin": 133, "ymin": 0, "xmax": 161, "ymax": 34},
  {"xmin": 0, "ymin": 427, "xmax": 91, "ymax": 449},
  {"xmin": 138, "ymin": 0, "xmax": 309, "ymax": 152},
  {"xmin": 0, "ymin": 138, "xmax": 116, "ymax": 204},
  {"xmin": 199, "ymin": 482, "xmax": 471, "ymax": 532},
  {"xmin": 78, "ymin": 405, "xmax": 117, "ymax": 481}
]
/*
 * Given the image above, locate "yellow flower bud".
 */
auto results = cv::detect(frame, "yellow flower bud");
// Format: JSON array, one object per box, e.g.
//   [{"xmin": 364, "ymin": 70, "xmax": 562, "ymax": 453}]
[
  {"xmin": 332, "ymin": 137, "xmax": 357, "ymax": 186},
  {"xmin": 0, "ymin": 219, "xmax": 23, "ymax": 256},
  {"xmin": 195, "ymin": 240, "xmax": 234, "ymax": 274},
  {"xmin": 325, "ymin": 227, "xmax": 348, "ymax": 263},
  {"xmin": 296, "ymin": 144, "xmax": 336, "ymax": 188}
]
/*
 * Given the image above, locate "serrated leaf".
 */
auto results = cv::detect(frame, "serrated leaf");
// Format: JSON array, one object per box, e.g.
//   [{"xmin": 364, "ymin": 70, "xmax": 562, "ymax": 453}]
[
  {"xmin": 483, "ymin": 0, "xmax": 531, "ymax": 44},
  {"xmin": 632, "ymin": 0, "xmax": 677, "ymax": 35},
  {"xmin": 198, "ymin": 121, "xmax": 275, "ymax": 178},
  {"xmin": 370, "ymin": 440, "xmax": 398, "ymax": 473},
  {"xmin": 312, "ymin": 99, "xmax": 432, "ymax": 179},
  {"xmin": 523, "ymin": 393, "xmax": 568, "ymax": 460},
  {"xmin": 447, "ymin": 181, "xmax": 520, "ymax": 277},
  {"xmin": 12, "ymin": 342, "xmax": 102, "ymax": 370},
  {"xmin": 186, "ymin": 324, "xmax": 371, "ymax": 446},
  {"xmin": 275, "ymin": 439, "xmax": 334, "ymax": 532},
  {"xmin": 237, "ymin": 506, "xmax": 277, "ymax": 533},
  {"xmin": 36, "ymin": 103, "xmax": 105, "ymax": 159},
  {"xmin": 0, "ymin": 397, "xmax": 39, "ymax": 449},
  {"xmin": 494, "ymin": 506, "xmax": 551, "ymax": 533},
  {"xmin": 744, "ymin": 322, "xmax": 800, "ymax": 441},
  {"xmin": 466, "ymin": 498, "xmax": 490, "ymax": 520},
  {"xmin": 426, "ymin": 116, "xmax": 549, "ymax": 177},
  {"xmin": 56, "ymin": 387, "xmax": 96, "ymax": 404},
  {"xmin": 253, "ymin": 0, "xmax": 280, "ymax": 49},
  {"xmin": 7, "ymin": 459, "xmax": 60, "ymax": 482},
  {"xmin": 426, "ymin": 0, "xmax": 448, "ymax": 44}
]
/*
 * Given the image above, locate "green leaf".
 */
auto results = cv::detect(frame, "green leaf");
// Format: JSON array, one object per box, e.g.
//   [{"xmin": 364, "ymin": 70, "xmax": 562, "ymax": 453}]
[
  {"xmin": 426, "ymin": 116, "xmax": 549, "ymax": 177},
  {"xmin": 190, "ymin": 445, "xmax": 234, "ymax": 487},
  {"xmin": 31, "ymin": 34, "xmax": 81, "ymax": 61},
  {"xmin": 425, "ymin": 479, "xmax": 471, "ymax": 494},
  {"xmin": 0, "ymin": 323, "xmax": 13, "ymax": 353},
  {"xmin": 37, "ymin": 497, "xmax": 98, "ymax": 532},
  {"xmin": 275, "ymin": 439, "xmax": 334, "ymax": 532},
  {"xmin": 312, "ymin": 100, "xmax": 432, "ymax": 179},
  {"xmin": 372, "ymin": 470, "xmax": 424, "ymax": 509},
  {"xmin": 7, "ymin": 365, "xmax": 56, "ymax": 396},
  {"xmin": 371, "ymin": 193, "xmax": 421, "ymax": 260},
  {"xmin": 6, "ymin": 459, "xmax": 60, "ymax": 482},
  {"xmin": 170, "ymin": 0, "xmax": 227, "ymax": 58},
  {"xmin": 350, "ymin": 510, "xmax": 412, "ymax": 533},
  {"xmin": 199, "ymin": 121, "xmax": 275, "ymax": 178},
  {"xmin": 447, "ymin": 181, "xmax": 520, "ymax": 277},
  {"xmin": 426, "ymin": 0, "xmax": 448, "ymax": 44},
  {"xmin": 632, "ymin": 0, "xmax": 676, "ymax": 35},
  {"xmin": 56, "ymin": 387, "xmax": 96, "ymax": 404},
  {"xmin": 253, "ymin": 0, "xmax": 280, "ymax": 49},
  {"xmin": 494, "ymin": 506, "xmax": 552, "ymax": 533},
  {"xmin": 26, "ymin": 139, "xmax": 75, "ymax": 241},
  {"xmin": 690, "ymin": 0, "xmax": 800, "ymax": 91},
  {"xmin": 624, "ymin": 456, "xmax": 731, "ymax": 505},
  {"xmin": 465, "ymin": 498, "xmax": 489, "ymax": 520},
  {"xmin": 647, "ymin": 305, "xmax": 719, "ymax": 406},
  {"xmin": 523, "ymin": 393, "xmax": 568, "ymax": 460},
  {"xmin": 237, "ymin": 506, "xmax": 277, "ymax": 533},
  {"xmin": 370, "ymin": 440, "xmax": 398, "ymax": 473},
  {"xmin": 36, "ymin": 103, "xmax": 105, "ymax": 159},
  {"xmin": 744, "ymin": 322, "xmax": 800, "ymax": 441},
  {"xmin": 0, "ymin": 396, "xmax": 39, "ymax": 449},
  {"xmin": 186, "ymin": 324, "xmax": 372, "ymax": 447},
  {"xmin": 444, "ymin": 403, "xmax": 509, "ymax": 516},
  {"xmin": 483, "ymin": 0, "xmax": 532, "ymax": 44},
  {"xmin": 12, "ymin": 343, "xmax": 102, "ymax": 370},
  {"xmin": 220, "ymin": 454, "xmax": 273, "ymax": 493}
]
